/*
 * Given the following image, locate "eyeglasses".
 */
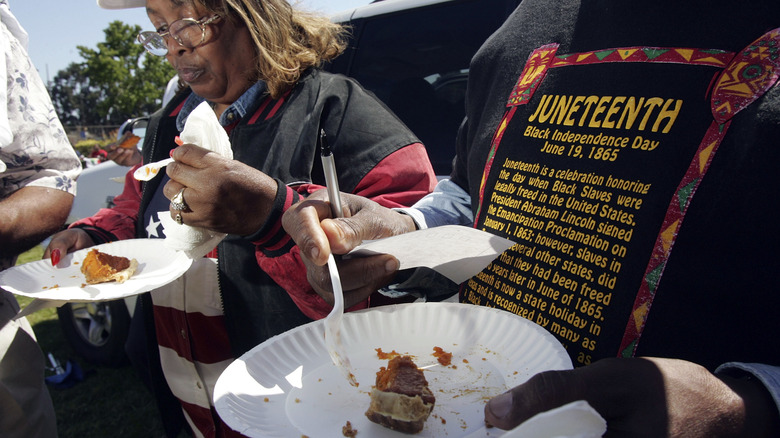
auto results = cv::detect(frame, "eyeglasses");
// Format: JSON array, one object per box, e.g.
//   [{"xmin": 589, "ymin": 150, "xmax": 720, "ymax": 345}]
[{"xmin": 137, "ymin": 15, "xmax": 221, "ymax": 56}]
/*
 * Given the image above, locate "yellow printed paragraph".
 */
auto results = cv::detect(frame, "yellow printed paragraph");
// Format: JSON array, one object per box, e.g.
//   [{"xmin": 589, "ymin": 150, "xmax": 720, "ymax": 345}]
[{"xmin": 475, "ymin": 157, "xmax": 654, "ymax": 365}]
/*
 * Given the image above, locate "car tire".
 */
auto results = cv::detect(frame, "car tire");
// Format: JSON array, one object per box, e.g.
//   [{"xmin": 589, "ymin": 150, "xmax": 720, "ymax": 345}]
[{"xmin": 57, "ymin": 299, "xmax": 131, "ymax": 367}]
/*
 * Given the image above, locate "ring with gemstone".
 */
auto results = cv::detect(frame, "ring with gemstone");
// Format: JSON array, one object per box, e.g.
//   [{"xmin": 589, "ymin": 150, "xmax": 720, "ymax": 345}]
[{"xmin": 170, "ymin": 187, "xmax": 188, "ymax": 211}]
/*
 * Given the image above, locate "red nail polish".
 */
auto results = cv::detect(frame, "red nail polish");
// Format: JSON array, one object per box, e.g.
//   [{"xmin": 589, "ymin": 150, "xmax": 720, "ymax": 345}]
[
  {"xmin": 174, "ymin": 136, "xmax": 184, "ymax": 146},
  {"xmin": 51, "ymin": 249, "xmax": 61, "ymax": 266}
]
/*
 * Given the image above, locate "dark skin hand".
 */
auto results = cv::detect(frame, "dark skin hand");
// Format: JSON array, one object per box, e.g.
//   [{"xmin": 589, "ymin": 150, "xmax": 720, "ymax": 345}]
[
  {"xmin": 281, "ymin": 189, "xmax": 416, "ymax": 308},
  {"xmin": 164, "ymin": 143, "xmax": 278, "ymax": 236},
  {"xmin": 43, "ymin": 228, "xmax": 96, "ymax": 266},
  {"xmin": 283, "ymin": 191, "xmax": 780, "ymax": 437},
  {"xmin": 45, "ymin": 144, "xmax": 279, "ymax": 264},
  {"xmin": 104, "ymin": 131, "xmax": 143, "ymax": 167},
  {"xmin": 485, "ymin": 357, "xmax": 780, "ymax": 437},
  {"xmin": 0, "ymin": 186, "xmax": 73, "ymax": 259},
  {"xmin": 105, "ymin": 143, "xmax": 142, "ymax": 167}
]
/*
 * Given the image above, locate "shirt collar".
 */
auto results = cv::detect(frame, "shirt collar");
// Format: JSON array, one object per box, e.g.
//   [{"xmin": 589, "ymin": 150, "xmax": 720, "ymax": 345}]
[{"xmin": 176, "ymin": 81, "xmax": 267, "ymax": 131}]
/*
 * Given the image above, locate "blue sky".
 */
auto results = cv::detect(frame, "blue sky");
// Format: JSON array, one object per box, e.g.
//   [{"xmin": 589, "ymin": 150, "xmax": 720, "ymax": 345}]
[{"xmin": 10, "ymin": 0, "xmax": 369, "ymax": 83}]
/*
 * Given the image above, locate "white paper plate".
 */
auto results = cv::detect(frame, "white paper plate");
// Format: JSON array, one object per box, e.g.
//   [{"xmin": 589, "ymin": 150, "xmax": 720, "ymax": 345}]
[
  {"xmin": 214, "ymin": 302, "xmax": 572, "ymax": 437},
  {"xmin": 0, "ymin": 239, "xmax": 192, "ymax": 301}
]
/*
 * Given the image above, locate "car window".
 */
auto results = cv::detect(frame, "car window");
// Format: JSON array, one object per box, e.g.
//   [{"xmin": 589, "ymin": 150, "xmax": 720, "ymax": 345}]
[{"xmin": 330, "ymin": 0, "xmax": 518, "ymax": 175}]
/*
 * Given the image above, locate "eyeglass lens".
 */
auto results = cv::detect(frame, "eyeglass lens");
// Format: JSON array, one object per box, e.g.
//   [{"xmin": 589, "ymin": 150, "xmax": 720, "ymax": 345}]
[
  {"xmin": 138, "ymin": 18, "xmax": 207, "ymax": 56},
  {"xmin": 138, "ymin": 32, "xmax": 168, "ymax": 56},
  {"xmin": 170, "ymin": 20, "xmax": 205, "ymax": 47}
]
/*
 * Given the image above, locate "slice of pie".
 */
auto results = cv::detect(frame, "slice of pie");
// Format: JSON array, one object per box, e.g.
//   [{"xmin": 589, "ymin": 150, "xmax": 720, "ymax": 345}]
[
  {"xmin": 365, "ymin": 355, "xmax": 435, "ymax": 434},
  {"xmin": 80, "ymin": 248, "xmax": 138, "ymax": 284},
  {"xmin": 117, "ymin": 132, "xmax": 141, "ymax": 149}
]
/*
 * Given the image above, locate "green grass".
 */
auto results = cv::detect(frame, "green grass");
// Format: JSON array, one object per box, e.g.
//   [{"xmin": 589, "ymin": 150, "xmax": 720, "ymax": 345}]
[{"xmin": 15, "ymin": 246, "xmax": 168, "ymax": 438}]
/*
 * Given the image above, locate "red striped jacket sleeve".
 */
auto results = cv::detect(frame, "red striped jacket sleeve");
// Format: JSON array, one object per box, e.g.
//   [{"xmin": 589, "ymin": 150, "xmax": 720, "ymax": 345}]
[
  {"xmin": 68, "ymin": 164, "xmax": 143, "ymax": 243},
  {"xmin": 254, "ymin": 143, "xmax": 437, "ymax": 320}
]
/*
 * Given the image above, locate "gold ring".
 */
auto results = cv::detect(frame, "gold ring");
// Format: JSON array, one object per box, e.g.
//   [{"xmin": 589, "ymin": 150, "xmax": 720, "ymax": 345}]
[
  {"xmin": 174, "ymin": 213, "xmax": 183, "ymax": 225},
  {"xmin": 170, "ymin": 187, "xmax": 188, "ymax": 211}
]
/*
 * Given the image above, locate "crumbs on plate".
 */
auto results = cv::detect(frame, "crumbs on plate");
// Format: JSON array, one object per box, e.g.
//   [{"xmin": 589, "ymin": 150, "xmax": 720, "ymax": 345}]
[
  {"xmin": 376, "ymin": 346, "xmax": 455, "ymax": 366},
  {"xmin": 432, "ymin": 346, "xmax": 452, "ymax": 366},
  {"xmin": 375, "ymin": 348, "xmax": 400, "ymax": 360},
  {"xmin": 342, "ymin": 420, "xmax": 357, "ymax": 437},
  {"xmin": 432, "ymin": 414, "xmax": 447, "ymax": 425}
]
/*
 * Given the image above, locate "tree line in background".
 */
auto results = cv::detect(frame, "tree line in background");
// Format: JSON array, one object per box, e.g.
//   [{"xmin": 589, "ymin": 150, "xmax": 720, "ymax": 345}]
[{"xmin": 48, "ymin": 21, "xmax": 175, "ymax": 130}]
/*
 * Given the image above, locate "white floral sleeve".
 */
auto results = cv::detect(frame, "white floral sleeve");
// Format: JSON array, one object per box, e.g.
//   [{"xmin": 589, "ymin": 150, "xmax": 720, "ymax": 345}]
[{"xmin": 0, "ymin": 6, "xmax": 81, "ymax": 199}]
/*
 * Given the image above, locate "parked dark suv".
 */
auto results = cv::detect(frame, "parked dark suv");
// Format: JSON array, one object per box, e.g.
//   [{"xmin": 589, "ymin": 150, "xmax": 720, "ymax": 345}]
[
  {"xmin": 327, "ymin": 0, "xmax": 521, "ymax": 175},
  {"xmin": 60, "ymin": 0, "xmax": 521, "ymax": 366}
]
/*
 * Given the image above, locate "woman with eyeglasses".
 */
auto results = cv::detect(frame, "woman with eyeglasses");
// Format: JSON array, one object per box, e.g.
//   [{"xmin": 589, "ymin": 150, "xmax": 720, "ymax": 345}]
[{"xmin": 45, "ymin": 0, "xmax": 437, "ymax": 435}]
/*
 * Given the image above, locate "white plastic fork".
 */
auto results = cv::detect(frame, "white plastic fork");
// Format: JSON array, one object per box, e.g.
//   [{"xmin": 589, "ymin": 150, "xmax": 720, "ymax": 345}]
[{"xmin": 324, "ymin": 254, "xmax": 358, "ymax": 386}]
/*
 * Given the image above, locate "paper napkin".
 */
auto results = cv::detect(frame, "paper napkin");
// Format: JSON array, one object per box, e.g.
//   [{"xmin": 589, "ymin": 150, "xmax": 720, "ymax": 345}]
[
  {"xmin": 502, "ymin": 400, "xmax": 607, "ymax": 438},
  {"xmin": 162, "ymin": 101, "xmax": 233, "ymax": 259}
]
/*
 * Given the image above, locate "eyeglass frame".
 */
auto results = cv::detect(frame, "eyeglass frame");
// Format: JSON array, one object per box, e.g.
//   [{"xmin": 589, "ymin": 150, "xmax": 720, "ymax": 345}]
[{"xmin": 137, "ymin": 14, "xmax": 221, "ymax": 56}]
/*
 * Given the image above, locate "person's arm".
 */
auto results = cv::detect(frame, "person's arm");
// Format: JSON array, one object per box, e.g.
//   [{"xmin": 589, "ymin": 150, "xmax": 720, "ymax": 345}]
[
  {"xmin": 716, "ymin": 363, "xmax": 780, "ymax": 430},
  {"xmin": 396, "ymin": 177, "xmax": 474, "ymax": 230},
  {"xmin": 162, "ymin": 144, "xmax": 278, "ymax": 236},
  {"xmin": 0, "ymin": 4, "xmax": 81, "ymax": 259},
  {"xmin": 0, "ymin": 186, "xmax": 73, "ymax": 258},
  {"xmin": 280, "ymin": 167, "xmax": 478, "ymax": 313},
  {"xmin": 106, "ymin": 143, "xmax": 143, "ymax": 167},
  {"xmin": 257, "ymin": 143, "xmax": 435, "ymax": 319},
  {"xmin": 482, "ymin": 357, "xmax": 780, "ymax": 437},
  {"xmin": 68, "ymin": 163, "xmax": 144, "ymax": 243},
  {"xmin": 44, "ymin": 164, "xmax": 145, "ymax": 264}
]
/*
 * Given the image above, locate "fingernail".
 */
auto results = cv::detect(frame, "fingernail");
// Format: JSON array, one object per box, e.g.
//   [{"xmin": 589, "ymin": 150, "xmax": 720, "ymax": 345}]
[
  {"xmin": 174, "ymin": 136, "xmax": 184, "ymax": 146},
  {"xmin": 385, "ymin": 258, "xmax": 399, "ymax": 273},
  {"xmin": 169, "ymin": 148, "xmax": 175, "ymax": 158},
  {"xmin": 487, "ymin": 391, "xmax": 513, "ymax": 419},
  {"xmin": 51, "ymin": 249, "xmax": 61, "ymax": 267},
  {"xmin": 310, "ymin": 247, "xmax": 320, "ymax": 261}
]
